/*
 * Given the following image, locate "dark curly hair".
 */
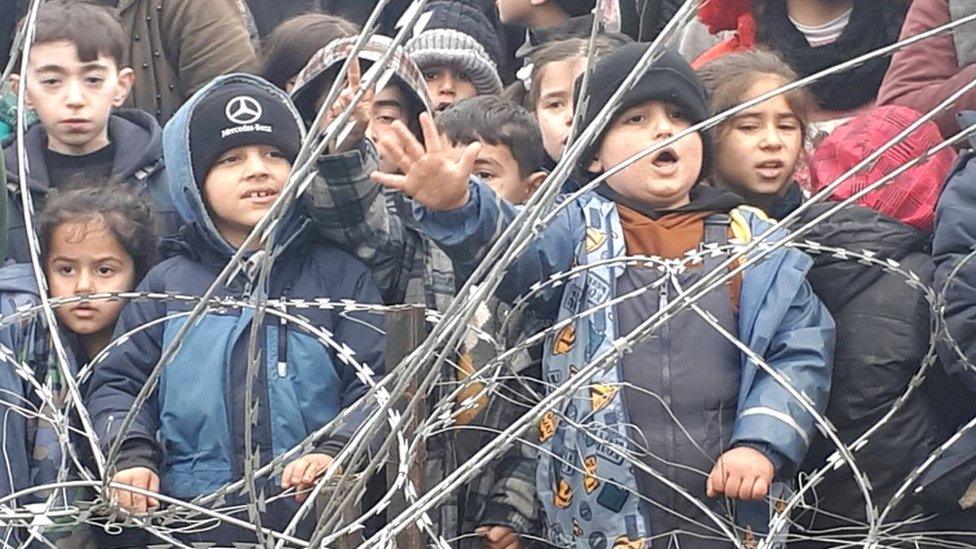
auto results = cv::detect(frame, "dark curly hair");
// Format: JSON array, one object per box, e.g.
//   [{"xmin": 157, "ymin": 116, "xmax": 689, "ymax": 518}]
[{"xmin": 39, "ymin": 184, "xmax": 159, "ymax": 282}]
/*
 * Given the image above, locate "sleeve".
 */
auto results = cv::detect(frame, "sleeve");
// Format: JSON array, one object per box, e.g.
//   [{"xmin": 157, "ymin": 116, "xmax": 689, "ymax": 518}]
[
  {"xmin": 933, "ymin": 144, "xmax": 976, "ymax": 391},
  {"xmin": 305, "ymin": 139, "xmax": 423, "ymax": 304},
  {"xmin": 0, "ymin": 300, "xmax": 32, "ymax": 505},
  {"xmin": 732, "ymin": 256, "xmax": 836, "ymax": 469},
  {"xmin": 160, "ymin": 0, "xmax": 259, "ymax": 98},
  {"xmin": 875, "ymin": 0, "xmax": 976, "ymax": 137},
  {"xmin": 85, "ymin": 274, "xmax": 167, "ymax": 473},
  {"xmin": 409, "ymin": 178, "xmax": 582, "ymax": 304},
  {"xmin": 317, "ymin": 264, "xmax": 387, "ymax": 456}
]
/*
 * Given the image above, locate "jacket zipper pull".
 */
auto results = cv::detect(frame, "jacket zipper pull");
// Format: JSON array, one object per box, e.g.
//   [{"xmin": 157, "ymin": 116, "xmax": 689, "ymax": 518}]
[
  {"xmin": 659, "ymin": 282, "xmax": 669, "ymax": 310},
  {"xmin": 277, "ymin": 288, "xmax": 290, "ymax": 378}
]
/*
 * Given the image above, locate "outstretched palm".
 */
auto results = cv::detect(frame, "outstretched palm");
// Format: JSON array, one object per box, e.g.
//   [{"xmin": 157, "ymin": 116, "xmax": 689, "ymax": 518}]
[{"xmin": 371, "ymin": 112, "xmax": 481, "ymax": 212}]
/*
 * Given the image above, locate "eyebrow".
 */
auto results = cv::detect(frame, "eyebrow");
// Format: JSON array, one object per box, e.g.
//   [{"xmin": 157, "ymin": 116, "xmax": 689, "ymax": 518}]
[
  {"xmin": 373, "ymin": 99, "xmax": 404, "ymax": 109},
  {"xmin": 35, "ymin": 62, "xmax": 109, "ymax": 73},
  {"xmin": 474, "ymin": 157, "xmax": 502, "ymax": 170}
]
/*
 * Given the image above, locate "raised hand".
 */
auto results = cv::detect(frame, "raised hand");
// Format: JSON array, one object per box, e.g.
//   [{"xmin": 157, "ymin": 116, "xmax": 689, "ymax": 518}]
[
  {"xmin": 476, "ymin": 525, "xmax": 521, "ymax": 549},
  {"xmin": 706, "ymin": 446, "xmax": 774, "ymax": 501},
  {"xmin": 110, "ymin": 466, "xmax": 160, "ymax": 514},
  {"xmin": 370, "ymin": 111, "xmax": 481, "ymax": 211},
  {"xmin": 281, "ymin": 453, "xmax": 337, "ymax": 503},
  {"xmin": 323, "ymin": 57, "xmax": 374, "ymax": 154}
]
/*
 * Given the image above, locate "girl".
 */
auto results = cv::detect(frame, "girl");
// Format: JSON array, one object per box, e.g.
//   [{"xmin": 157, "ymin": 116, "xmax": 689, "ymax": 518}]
[
  {"xmin": 698, "ymin": 49, "xmax": 814, "ymax": 218},
  {"xmin": 0, "ymin": 184, "xmax": 157, "ymax": 545},
  {"xmin": 259, "ymin": 12, "xmax": 360, "ymax": 92}
]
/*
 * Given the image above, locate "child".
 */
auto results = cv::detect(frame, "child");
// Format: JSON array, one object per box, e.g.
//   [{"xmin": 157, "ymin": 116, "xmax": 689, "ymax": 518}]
[
  {"xmin": 698, "ymin": 49, "xmax": 813, "ymax": 219},
  {"xmin": 6, "ymin": 1, "xmax": 180, "ymax": 265},
  {"xmin": 437, "ymin": 96, "xmax": 546, "ymax": 204},
  {"xmin": 374, "ymin": 44, "xmax": 834, "ymax": 547},
  {"xmin": 259, "ymin": 12, "xmax": 359, "ymax": 93},
  {"xmin": 85, "ymin": 74, "xmax": 386, "ymax": 544},
  {"xmin": 0, "ymin": 184, "xmax": 157, "ymax": 545},
  {"xmin": 406, "ymin": 1, "xmax": 504, "ymax": 112}
]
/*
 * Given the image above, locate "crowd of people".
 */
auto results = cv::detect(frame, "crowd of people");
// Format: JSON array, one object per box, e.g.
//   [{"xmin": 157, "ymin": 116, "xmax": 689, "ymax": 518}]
[{"xmin": 0, "ymin": 0, "xmax": 974, "ymax": 547}]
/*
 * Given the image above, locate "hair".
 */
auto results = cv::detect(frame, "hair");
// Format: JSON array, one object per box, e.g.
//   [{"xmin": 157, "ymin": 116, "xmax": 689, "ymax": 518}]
[
  {"xmin": 697, "ymin": 49, "xmax": 814, "ymax": 138},
  {"xmin": 525, "ymin": 34, "xmax": 630, "ymax": 110},
  {"xmin": 553, "ymin": 0, "xmax": 596, "ymax": 17},
  {"xmin": 26, "ymin": 1, "xmax": 126, "ymax": 66},
  {"xmin": 260, "ymin": 12, "xmax": 360, "ymax": 90},
  {"xmin": 39, "ymin": 184, "xmax": 158, "ymax": 282},
  {"xmin": 437, "ymin": 95, "xmax": 544, "ymax": 177}
]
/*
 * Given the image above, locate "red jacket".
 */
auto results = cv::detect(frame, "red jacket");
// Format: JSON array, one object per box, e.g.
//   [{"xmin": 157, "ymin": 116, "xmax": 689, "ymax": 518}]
[{"xmin": 876, "ymin": 0, "xmax": 976, "ymax": 137}]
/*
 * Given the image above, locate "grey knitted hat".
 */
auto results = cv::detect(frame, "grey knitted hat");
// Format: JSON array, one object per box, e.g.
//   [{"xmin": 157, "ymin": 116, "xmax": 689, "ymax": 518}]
[{"xmin": 406, "ymin": 29, "xmax": 503, "ymax": 96}]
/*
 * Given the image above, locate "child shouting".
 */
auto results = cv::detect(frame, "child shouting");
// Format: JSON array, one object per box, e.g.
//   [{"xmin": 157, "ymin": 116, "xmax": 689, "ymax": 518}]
[
  {"xmin": 373, "ymin": 45, "xmax": 834, "ymax": 547},
  {"xmin": 85, "ymin": 74, "xmax": 386, "ymax": 544}
]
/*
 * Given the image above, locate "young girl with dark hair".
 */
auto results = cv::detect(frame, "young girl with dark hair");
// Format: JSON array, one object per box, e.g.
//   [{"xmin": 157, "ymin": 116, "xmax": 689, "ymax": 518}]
[
  {"xmin": 0, "ymin": 184, "xmax": 157, "ymax": 545},
  {"xmin": 699, "ymin": 49, "xmax": 814, "ymax": 218}
]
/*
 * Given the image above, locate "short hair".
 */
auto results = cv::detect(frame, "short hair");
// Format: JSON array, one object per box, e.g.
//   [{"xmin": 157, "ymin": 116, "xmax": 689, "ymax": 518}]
[
  {"xmin": 553, "ymin": 0, "xmax": 596, "ymax": 17},
  {"xmin": 39, "ymin": 184, "xmax": 158, "ymax": 282},
  {"xmin": 29, "ymin": 1, "xmax": 126, "ymax": 66},
  {"xmin": 260, "ymin": 12, "xmax": 360, "ymax": 90},
  {"xmin": 437, "ymin": 96, "xmax": 544, "ymax": 178},
  {"xmin": 697, "ymin": 49, "xmax": 814, "ymax": 138}
]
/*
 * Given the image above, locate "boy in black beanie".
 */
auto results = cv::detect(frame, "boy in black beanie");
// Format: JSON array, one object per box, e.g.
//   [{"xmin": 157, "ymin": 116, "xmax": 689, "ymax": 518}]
[{"xmin": 372, "ymin": 44, "xmax": 834, "ymax": 547}]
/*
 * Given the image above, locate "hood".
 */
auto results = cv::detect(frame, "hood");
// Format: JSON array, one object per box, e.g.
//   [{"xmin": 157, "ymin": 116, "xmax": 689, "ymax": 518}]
[
  {"xmin": 162, "ymin": 73, "xmax": 307, "ymax": 261},
  {"xmin": 0, "ymin": 263, "xmax": 40, "ymax": 298},
  {"xmin": 4, "ymin": 108, "xmax": 164, "ymax": 192},
  {"xmin": 595, "ymin": 183, "xmax": 745, "ymax": 219},
  {"xmin": 290, "ymin": 35, "xmax": 434, "ymax": 126},
  {"xmin": 797, "ymin": 201, "xmax": 928, "ymax": 311}
]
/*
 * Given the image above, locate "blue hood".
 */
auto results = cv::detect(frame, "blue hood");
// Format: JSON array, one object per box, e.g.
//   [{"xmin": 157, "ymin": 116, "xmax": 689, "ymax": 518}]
[{"xmin": 162, "ymin": 73, "xmax": 308, "ymax": 259}]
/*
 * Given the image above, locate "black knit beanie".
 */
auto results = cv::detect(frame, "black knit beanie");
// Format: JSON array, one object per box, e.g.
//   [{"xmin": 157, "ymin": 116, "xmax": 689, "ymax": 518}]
[
  {"xmin": 421, "ymin": 1, "xmax": 503, "ymax": 69},
  {"xmin": 574, "ymin": 44, "xmax": 712, "ymax": 180},
  {"xmin": 189, "ymin": 83, "xmax": 303, "ymax": 184}
]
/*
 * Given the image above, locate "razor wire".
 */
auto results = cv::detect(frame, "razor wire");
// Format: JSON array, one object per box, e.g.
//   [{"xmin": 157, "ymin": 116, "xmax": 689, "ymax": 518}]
[{"xmin": 1, "ymin": 0, "xmax": 976, "ymax": 547}]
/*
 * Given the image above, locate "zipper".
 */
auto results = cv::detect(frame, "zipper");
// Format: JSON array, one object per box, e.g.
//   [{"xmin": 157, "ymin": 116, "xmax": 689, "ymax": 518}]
[{"xmin": 276, "ymin": 286, "xmax": 290, "ymax": 378}]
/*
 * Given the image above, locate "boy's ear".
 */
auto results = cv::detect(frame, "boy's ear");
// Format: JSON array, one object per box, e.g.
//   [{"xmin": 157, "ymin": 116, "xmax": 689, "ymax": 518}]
[
  {"xmin": 112, "ymin": 67, "xmax": 135, "ymax": 107},
  {"xmin": 522, "ymin": 170, "xmax": 547, "ymax": 200},
  {"xmin": 8, "ymin": 74, "xmax": 31, "ymax": 108},
  {"xmin": 587, "ymin": 156, "xmax": 603, "ymax": 174}
]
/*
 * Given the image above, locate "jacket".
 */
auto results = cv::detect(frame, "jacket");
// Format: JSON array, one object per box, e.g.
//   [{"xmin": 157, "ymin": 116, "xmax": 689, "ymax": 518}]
[
  {"xmin": 411, "ymin": 179, "xmax": 835, "ymax": 544},
  {"xmin": 85, "ymin": 74, "xmax": 385, "ymax": 543},
  {"xmin": 795, "ymin": 202, "xmax": 942, "ymax": 536},
  {"xmin": 877, "ymin": 0, "xmax": 976, "ymax": 138},
  {"xmin": 3, "ymin": 109, "xmax": 181, "ymax": 264},
  {"xmin": 115, "ymin": 0, "xmax": 258, "ymax": 124}
]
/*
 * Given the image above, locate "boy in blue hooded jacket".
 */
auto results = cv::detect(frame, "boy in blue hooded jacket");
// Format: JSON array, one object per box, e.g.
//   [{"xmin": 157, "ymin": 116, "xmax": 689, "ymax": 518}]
[
  {"xmin": 85, "ymin": 74, "xmax": 386, "ymax": 544},
  {"xmin": 374, "ymin": 45, "xmax": 834, "ymax": 547}
]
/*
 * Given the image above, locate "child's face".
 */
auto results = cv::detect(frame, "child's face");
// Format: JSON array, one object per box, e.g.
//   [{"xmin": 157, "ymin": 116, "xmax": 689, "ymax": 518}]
[
  {"xmin": 714, "ymin": 77, "xmax": 803, "ymax": 202},
  {"xmin": 15, "ymin": 40, "xmax": 133, "ymax": 156},
  {"xmin": 367, "ymin": 84, "xmax": 410, "ymax": 173},
  {"xmin": 45, "ymin": 217, "xmax": 135, "ymax": 341},
  {"xmin": 202, "ymin": 145, "xmax": 292, "ymax": 249},
  {"xmin": 446, "ymin": 138, "xmax": 542, "ymax": 204},
  {"xmin": 422, "ymin": 66, "xmax": 478, "ymax": 113},
  {"xmin": 590, "ymin": 99, "xmax": 702, "ymax": 210},
  {"xmin": 535, "ymin": 57, "xmax": 585, "ymax": 162}
]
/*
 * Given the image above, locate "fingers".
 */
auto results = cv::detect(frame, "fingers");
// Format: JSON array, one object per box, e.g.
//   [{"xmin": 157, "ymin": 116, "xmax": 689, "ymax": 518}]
[
  {"xmin": 375, "ymin": 133, "xmax": 410, "ymax": 174},
  {"xmin": 370, "ymin": 171, "xmax": 408, "ymax": 192},
  {"xmin": 750, "ymin": 476, "xmax": 770, "ymax": 501},
  {"xmin": 112, "ymin": 469, "xmax": 157, "ymax": 514},
  {"xmin": 148, "ymin": 471, "xmax": 160, "ymax": 510},
  {"xmin": 348, "ymin": 57, "xmax": 362, "ymax": 90},
  {"xmin": 706, "ymin": 463, "xmax": 725, "ymax": 498},
  {"xmin": 419, "ymin": 112, "xmax": 441, "ymax": 153},
  {"xmin": 478, "ymin": 526, "xmax": 519, "ymax": 549},
  {"xmin": 390, "ymin": 120, "xmax": 425, "ymax": 163},
  {"xmin": 458, "ymin": 141, "xmax": 483, "ymax": 173},
  {"xmin": 724, "ymin": 473, "xmax": 742, "ymax": 502},
  {"xmin": 289, "ymin": 459, "xmax": 313, "ymax": 489},
  {"xmin": 130, "ymin": 473, "xmax": 148, "ymax": 514}
]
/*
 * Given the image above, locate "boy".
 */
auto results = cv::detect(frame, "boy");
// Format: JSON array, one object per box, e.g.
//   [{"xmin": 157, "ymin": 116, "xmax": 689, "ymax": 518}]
[
  {"xmin": 437, "ymin": 96, "xmax": 547, "ymax": 205},
  {"xmin": 6, "ymin": 1, "xmax": 180, "ymax": 265},
  {"xmin": 406, "ymin": 1, "xmax": 504, "ymax": 112},
  {"xmin": 85, "ymin": 74, "xmax": 386, "ymax": 544},
  {"xmin": 373, "ymin": 44, "xmax": 834, "ymax": 547}
]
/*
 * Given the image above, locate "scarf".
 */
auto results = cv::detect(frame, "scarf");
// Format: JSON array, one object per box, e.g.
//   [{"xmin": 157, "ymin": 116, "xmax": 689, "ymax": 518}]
[{"xmin": 757, "ymin": 0, "xmax": 907, "ymax": 111}]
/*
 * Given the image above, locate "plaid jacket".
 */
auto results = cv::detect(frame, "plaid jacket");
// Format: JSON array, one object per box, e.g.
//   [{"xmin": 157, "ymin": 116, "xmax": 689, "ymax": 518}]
[{"xmin": 305, "ymin": 142, "xmax": 544, "ymax": 543}]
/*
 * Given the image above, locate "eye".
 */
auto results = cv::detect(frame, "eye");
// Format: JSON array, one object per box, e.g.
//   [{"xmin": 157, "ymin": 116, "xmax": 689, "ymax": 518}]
[
  {"xmin": 376, "ymin": 115, "xmax": 397, "ymax": 125},
  {"xmin": 85, "ymin": 76, "xmax": 105, "ymax": 86},
  {"xmin": 423, "ymin": 70, "xmax": 439, "ymax": 82},
  {"xmin": 625, "ymin": 113, "xmax": 645, "ymax": 125},
  {"xmin": 217, "ymin": 153, "xmax": 240, "ymax": 165},
  {"xmin": 668, "ymin": 107, "xmax": 687, "ymax": 121},
  {"xmin": 57, "ymin": 265, "xmax": 74, "ymax": 276},
  {"xmin": 457, "ymin": 71, "xmax": 471, "ymax": 82},
  {"xmin": 97, "ymin": 265, "xmax": 116, "ymax": 276},
  {"xmin": 778, "ymin": 122, "xmax": 799, "ymax": 131},
  {"xmin": 736, "ymin": 124, "xmax": 759, "ymax": 132},
  {"xmin": 266, "ymin": 149, "xmax": 286, "ymax": 159},
  {"xmin": 474, "ymin": 170, "xmax": 494, "ymax": 180},
  {"xmin": 41, "ymin": 78, "xmax": 61, "ymax": 86},
  {"xmin": 544, "ymin": 99, "xmax": 564, "ymax": 110}
]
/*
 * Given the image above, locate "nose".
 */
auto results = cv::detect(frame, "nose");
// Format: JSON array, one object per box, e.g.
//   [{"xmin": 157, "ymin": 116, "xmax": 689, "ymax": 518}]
[
  {"xmin": 75, "ymin": 269, "xmax": 94, "ymax": 294},
  {"xmin": 437, "ymin": 74, "xmax": 456, "ymax": 96},
  {"xmin": 242, "ymin": 150, "xmax": 271, "ymax": 180},
  {"xmin": 562, "ymin": 106, "xmax": 574, "ymax": 128},
  {"xmin": 760, "ymin": 124, "xmax": 784, "ymax": 149},
  {"xmin": 64, "ymin": 78, "xmax": 85, "ymax": 107}
]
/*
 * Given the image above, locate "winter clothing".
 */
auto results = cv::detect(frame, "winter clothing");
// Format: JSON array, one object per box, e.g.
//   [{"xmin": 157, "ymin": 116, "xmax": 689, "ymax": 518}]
[
  {"xmin": 574, "ymin": 45, "xmax": 712, "ymax": 176},
  {"xmin": 3, "ymin": 109, "xmax": 181, "ymax": 265},
  {"xmin": 116, "ymin": 0, "xmax": 259, "ymax": 124},
  {"xmin": 408, "ymin": 178, "xmax": 834, "ymax": 546},
  {"xmin": 85, "ymin": 74, "xmax": 386, "ymax": 544},
  {"xmin": 617, "ymin": 0, "xmax": 685, "ymax": 42},
  {"xmin": 418, "ymin": 1, "xmax": 504, "ymax": 70},
  {"xmin": 809, "ymin": 106, "xmax": 956, "ymax": 232},
  {"xmin": 406, "ymin": 29, "xmax": 504, "ymax": 97},
  {"xmin": 0, "ymin": 264, "xmax": 92, "ymax": 545},
  {"xmin": 877, "ymin": 0, "xmax": 976, "ymax": 138},
  {"xmin": 795, "ymin": 202, "xmax": 943, "ymax": 540},
  {"xmin": 291, "ymin": 35, "xmax": 435, "ymax": 130},
  {"xmin": 188, "ymin": 81, "xmax": 304, "ymax": 184}
]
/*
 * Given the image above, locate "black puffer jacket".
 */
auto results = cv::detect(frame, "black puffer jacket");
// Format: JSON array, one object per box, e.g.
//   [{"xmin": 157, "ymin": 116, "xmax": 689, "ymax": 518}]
[{"xmin": 794, "ymin": 202, "xmax": 943, "ymax": 542}]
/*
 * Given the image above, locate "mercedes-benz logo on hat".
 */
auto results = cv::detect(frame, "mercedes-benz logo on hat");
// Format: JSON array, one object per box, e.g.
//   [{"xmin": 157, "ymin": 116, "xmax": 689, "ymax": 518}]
[{"xmin": 225, "ymin": 96, "xmax": 263, "ymax": 125}]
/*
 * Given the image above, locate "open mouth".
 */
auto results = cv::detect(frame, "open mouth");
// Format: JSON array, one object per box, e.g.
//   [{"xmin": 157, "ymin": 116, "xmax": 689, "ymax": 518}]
[
  {"xmin": 435, "ymin": 102, "xmax": 453, "ymax": 113},
  {"xmin": 652, "ymin": 148, "xmax": 679, "ymax": 167},
  {"xmin": 243, "ymin": 189, "xmax": 278, "ymax": 199},
  {"xmin": 755, "ymin": 160, "xmax": 786, "ymax": 178}
]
